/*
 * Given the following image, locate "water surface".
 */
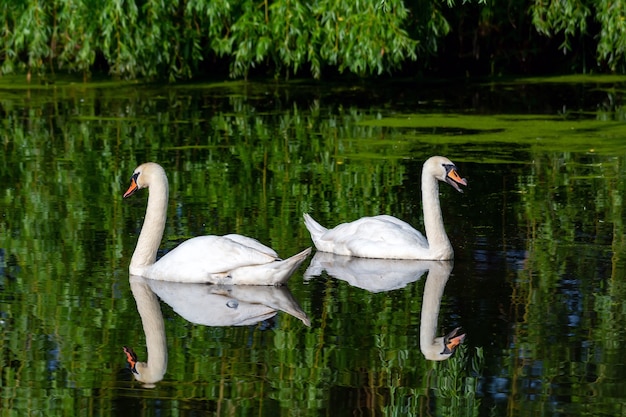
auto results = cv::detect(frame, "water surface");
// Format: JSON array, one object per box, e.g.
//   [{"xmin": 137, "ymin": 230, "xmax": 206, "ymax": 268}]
[{"xmin": 1, "ymin": 75, "xmax": 626, "ymax": 416}]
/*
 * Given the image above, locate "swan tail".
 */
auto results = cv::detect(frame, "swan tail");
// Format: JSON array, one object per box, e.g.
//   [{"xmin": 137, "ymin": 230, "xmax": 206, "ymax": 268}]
[
  {"xmin": 303, "ymin": 265, "xmax": 324, "ymax": 281},
  {"xmin": 303, "ymin": 213, "xmax": 328, "ymax": 241},
  {"xmin": 229, "ymin": 247, "xmax": 312, "ymax": 286},
  {"xmin": 303, "ymin": 252, "xmax": 324, "ymax": 281},
  {"xmin": 276, "ymin": 247, "xmax": 313, "ymax": 282}
]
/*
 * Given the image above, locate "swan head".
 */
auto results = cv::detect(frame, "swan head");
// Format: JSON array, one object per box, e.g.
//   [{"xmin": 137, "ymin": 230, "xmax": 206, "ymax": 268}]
[
  {"xmin": 123, "ymin": 162, "xmax": 167, "ymax": 198},
  {"xmin": 441, "ymin": 326, "xmax": 466, "ymax": 355},
  {"xmin": 424, "ymin": 156, "xmax": 468, "ymax": 192},
  {"xmin": 123, "ymin": 345, "xmax": 165, "ymax": 385},
  {"xmin": 423, "ymin": 327, "xmax": 466, "ymax": 361}
]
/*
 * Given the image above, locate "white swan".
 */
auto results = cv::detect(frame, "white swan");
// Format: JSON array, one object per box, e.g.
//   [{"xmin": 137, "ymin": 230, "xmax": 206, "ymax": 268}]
[
  {"xmin": 303, "ymin": 156, "xmax": 466, "ymax": 260},
  {"xmin": 124, "ymin": 162, "xmax": 311, "ymax": 285}
]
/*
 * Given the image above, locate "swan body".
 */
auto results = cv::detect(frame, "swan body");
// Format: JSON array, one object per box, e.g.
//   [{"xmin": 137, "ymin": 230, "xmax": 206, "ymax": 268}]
[
  {"xmin": 146, "ymin": 279, "xmax": 311, "ymax": 326},
  {"xmin": 124, "ymin": 162, "xmax": 311, "ymax": 285},
  {"xmin": 304, "ymin": 251, "xmax": 431, "ymax": 292},
  {"xmin": 303, "ymin": 156, "xmax": 467, "ymax": 260}
]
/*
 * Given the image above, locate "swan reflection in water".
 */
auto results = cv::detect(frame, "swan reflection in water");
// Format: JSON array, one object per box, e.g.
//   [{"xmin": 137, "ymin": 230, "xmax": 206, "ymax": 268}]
[
  {"xmin": 304, "ymin": 251, "xmax": 465, "ymax": 361},
  {"xmin": 123, "ymin": 275, "xmax": 310, "ymax": 386}
]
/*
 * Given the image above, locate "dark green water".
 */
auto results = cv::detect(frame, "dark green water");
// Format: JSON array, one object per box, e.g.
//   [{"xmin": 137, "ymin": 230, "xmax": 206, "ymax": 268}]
[{"xmin": 1, "ymin": 75, "xmax": 626, "ymax": 416}]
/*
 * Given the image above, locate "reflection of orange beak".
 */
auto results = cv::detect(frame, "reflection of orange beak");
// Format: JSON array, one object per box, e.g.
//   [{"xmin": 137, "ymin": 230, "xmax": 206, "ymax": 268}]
[
  {"xmin": 123, "ymin": 346, "xmax": 139, "ymax": 374},
  {"xmin": 123, "ymin": 177, "xmax": 139, "ymax": 198},
  {"xmin": 446, "ymin": 333, "xmax": 466, "ymax": 351},
  {"xmin": 442, "ymin": 327, "xmax": 466, "ymax": 354}
]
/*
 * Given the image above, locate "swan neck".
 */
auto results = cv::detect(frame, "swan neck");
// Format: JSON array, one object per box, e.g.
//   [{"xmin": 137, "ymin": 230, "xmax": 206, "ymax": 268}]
[
  {"xmin": 130, "ymin": 277, "xmax": 168, "ymax": 384},
  {"xmin": 422, "ymin": 171, "xmax": 451, "ymax": 257},
  {"xmin": 131, "ymin": 177, "xmax": 168, "ymax": 270},
  {"xmin": 419, "ymin": 264, "xmax": 450, "ymax": 355}
]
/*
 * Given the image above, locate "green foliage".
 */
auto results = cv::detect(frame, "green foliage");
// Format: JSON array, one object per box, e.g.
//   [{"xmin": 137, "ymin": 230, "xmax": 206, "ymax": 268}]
[
  {"xmin": 596, "ymin": 0, "xmax": 626, "ymax": 71},
  {"xmin": 531, "ymin": 0, "xmax": 591, "ymax": 50},
  {"xmin": 530, "ymin": 0, "xmax": 626, "ymax": 71},
  {"xmin": 0, "ymin": 0, "xmax": 430, "ymax": 80},
  {"xmin": 309, "ymin": 0, "xmax": 417, "ymax": 76},
  {"xmin": 5, "ymin": 0, "xmax": 626, "ymax": 79}
]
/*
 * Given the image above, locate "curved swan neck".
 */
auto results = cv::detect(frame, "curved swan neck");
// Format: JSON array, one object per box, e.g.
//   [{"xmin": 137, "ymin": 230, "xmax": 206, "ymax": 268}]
[
  {"xmin": 420, "ymin": 264, "xmax": 448, "ymax": 341},
  {"xmin": 421, "ymin": 166, "xmax": 452, "ymax": 258},
  {"xmin": 130, "ymin": 170, "xmax": 169, "ymax": 270},
  {"xmin": 130, "ymin": 277, "xmax": 168, "ymax": 384},
  {"xmin": 420, "ymin": 262, "xmax": 452, "ymax": 360}
]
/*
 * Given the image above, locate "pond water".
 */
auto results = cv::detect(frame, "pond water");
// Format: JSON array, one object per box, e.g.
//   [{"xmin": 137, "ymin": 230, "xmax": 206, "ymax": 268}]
[{"xmin": 1, "ymin": 74, "xmax": 626, "ymax": 417}]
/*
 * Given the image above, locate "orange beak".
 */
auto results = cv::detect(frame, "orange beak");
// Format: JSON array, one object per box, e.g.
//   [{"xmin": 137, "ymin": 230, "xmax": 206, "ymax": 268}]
[
  {"xmin": 445, "ymin": 168, "xmax": 468, "ymax": 192},
  {"xmin": 123, "ymin": 177, "xmax": 139, "ymax": 198},
  {"xmin": 448, "ymin": 169, "xmax": 467, "ymax": 187},
  {"xmin": 442, "ymin": 327, "xmax": 466, "ymax": 354},
  {"xmin": 123, "ymin": 346, "xmax": 139, "ymax": 374},
  {"xmin": 445, "ymin": 333, "xmax": 466, "ymax": 352}
]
